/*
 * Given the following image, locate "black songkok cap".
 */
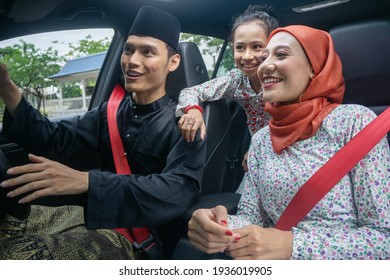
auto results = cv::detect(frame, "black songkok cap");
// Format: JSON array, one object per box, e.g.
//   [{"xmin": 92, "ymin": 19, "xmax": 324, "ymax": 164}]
[{"xmin": 128, "ymin": 6, "xmax": 181, "ymax": 52}]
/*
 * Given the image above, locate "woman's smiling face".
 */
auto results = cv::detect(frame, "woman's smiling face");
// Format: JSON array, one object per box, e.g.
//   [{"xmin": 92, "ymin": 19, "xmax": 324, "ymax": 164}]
[{"xmin": 257, "ymin": 31, "xmax": 314, "ymax": 105}]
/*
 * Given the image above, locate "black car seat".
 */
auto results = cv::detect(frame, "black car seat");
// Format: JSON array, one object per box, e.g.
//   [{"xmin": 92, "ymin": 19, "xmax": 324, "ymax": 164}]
[
  {"xmin": 166, "ymin": 42, "xmax": 209, "ymax": 100},
  {"xmin": 330, "ymin": 19, "xmax": 390, "ymax": 144},
  {"xmin": 166, "ymin": 42, "xmax": 246, "ymax": 199},
  {"xmin": 159, "ymin": 42, "xmax": 250, "ymax": 258},
  {"xmin": 170, "ymin": 43, "xmax": 251, "ymax": 207},
  {"xmin": 163, "ymin": 42, "xmax": 251, "ymax": 259}
]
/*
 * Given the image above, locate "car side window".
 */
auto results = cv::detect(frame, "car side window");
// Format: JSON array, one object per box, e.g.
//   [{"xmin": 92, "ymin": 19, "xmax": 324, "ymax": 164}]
[
  {"xmin": 214, "ymin": 43, "xmax": 234, "ymax": 78},
  {"xmin": 0, "ymin": 28, "xmax": 114, "ymax": 127},
  {"xmin": 178, "ymin": 34, "xmax": 235, "ymax": 78}
]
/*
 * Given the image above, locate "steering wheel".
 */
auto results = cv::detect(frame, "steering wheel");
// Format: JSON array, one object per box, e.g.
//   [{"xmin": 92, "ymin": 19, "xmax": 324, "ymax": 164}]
[{"xmin": 0, "ymin": 147, "xmax": 31, "ymax": 220}]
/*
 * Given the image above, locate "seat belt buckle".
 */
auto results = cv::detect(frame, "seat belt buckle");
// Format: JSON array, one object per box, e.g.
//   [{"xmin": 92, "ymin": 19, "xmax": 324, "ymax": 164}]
[
  {"xmin": 133, "ymin": 234, "xmax": 156, "ymax": 251},
  {"xmin": 227, "ymin": 157, "xmax": 238, "ymax": 169}
]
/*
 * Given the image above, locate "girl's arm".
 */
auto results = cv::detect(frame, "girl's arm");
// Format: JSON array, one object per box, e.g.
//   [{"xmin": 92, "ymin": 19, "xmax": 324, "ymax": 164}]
[
  {"xmin": 176, "ymin": 70, "xmax": 243, "ymax": 142},
  {"xmin": 175, "ymin": 69, "xmax": 243, "ymax": 117}
]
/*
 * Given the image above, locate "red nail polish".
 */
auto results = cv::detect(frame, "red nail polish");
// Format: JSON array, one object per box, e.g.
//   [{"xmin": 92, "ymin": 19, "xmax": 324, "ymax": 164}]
[
  {"xmin": 220, "ymin": 220, "xmax": 228, "ymax": 226},
  {"xmin": 225, "ymin": 230, "xmax": 233, "ymax": 236},
  {"xmin": 234, "ymin": 236, "xmax": 240, "ymax": 242}
]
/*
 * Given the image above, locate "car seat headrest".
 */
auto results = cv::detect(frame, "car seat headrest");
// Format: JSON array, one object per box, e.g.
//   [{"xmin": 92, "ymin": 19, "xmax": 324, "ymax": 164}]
[
  {"xmin": 330, "ymin": 20, "xmax": 390, "ymax": 114},
  {"xmin": 166, "ymin": 42, "xmax": 209, "ymax": 101}
]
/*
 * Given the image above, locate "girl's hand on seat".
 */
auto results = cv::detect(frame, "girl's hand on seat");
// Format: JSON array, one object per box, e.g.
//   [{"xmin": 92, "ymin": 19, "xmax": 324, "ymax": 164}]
[{"xmin": 178, "ymin": 109, "xmax": 206, "ymax": 142}]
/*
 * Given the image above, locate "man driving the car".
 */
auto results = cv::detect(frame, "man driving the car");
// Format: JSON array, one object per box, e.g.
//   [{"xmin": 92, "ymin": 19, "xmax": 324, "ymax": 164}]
[{"xmin": 0, "ymin": 6, "xmax": 206, "ymax": 260}]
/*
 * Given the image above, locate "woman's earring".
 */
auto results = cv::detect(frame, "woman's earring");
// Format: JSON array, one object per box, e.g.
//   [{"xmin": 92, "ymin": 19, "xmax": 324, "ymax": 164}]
[{"xmin": 299, "ymin": 93, "xmax": 304, "ymax": 106}]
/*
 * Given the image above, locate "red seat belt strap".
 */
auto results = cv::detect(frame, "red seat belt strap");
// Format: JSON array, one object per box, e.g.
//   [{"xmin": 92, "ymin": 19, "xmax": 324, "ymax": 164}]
[
  {"xmin": 107, "ymin": 84, "xmax": 131, "ymax": 175},
  {"xmin": 275, "ymin": 107, "xmax": 390, "ymax": 231},
  {"xmin": 115, "ymin": 227, "xmax": 154, "ymax": 249},
  {"xmin": 107, "ymin": 84, "xmax": 151, "ymax": 246}
]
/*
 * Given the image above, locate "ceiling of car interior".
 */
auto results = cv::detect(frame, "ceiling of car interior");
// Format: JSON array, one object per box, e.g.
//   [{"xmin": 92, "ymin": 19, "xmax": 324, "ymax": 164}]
[{"xmin": 0, "ymin": 0, "xmax": 389, "ymax": 40}]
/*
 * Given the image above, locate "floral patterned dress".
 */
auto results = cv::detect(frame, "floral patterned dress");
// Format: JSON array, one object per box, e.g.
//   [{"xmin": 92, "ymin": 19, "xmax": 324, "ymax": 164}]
[
  {"xmin": 229, "ymin": 105, "xmax": 390, "ymax": 259},
  {"xmin": 176, "ymin": 69, "xmax": 271, "ymax": 135}
]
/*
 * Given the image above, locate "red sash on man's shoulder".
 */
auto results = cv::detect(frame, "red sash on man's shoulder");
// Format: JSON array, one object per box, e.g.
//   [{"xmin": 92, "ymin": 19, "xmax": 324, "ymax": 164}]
[{"xmin": 107, "ymin": 84, "xmax": 157, "ymax": 254}]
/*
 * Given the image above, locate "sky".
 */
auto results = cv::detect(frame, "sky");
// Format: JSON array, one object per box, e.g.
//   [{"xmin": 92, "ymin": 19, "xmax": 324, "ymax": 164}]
[{"xmin": 0, "ymin": 28, "xmax": 115, "ymax": 57}]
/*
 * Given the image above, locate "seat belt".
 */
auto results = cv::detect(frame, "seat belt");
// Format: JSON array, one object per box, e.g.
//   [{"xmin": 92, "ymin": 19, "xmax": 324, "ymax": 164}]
[
  {"xmin": 275, "ymin": 107, "xmax": 390, "ymax": 231},
  {"xmin": 107, "ymin": 84, "xmax": 162, "ymax": 257},
  {"xmin": 224, "ymin": 102, "xmax": 250, "ymax": 192}
]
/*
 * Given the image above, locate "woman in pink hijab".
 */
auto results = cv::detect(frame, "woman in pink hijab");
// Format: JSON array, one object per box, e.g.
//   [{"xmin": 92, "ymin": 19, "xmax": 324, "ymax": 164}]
[{"xmin": 187, "ymin": 25, "xmax": 390, "ymax": 260}]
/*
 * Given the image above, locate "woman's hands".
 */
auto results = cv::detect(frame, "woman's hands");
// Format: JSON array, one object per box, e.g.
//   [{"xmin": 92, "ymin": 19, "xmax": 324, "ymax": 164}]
[
  {"xmin": 178, "ymin": 108, "xmax": 206, "ymax": 142},
  {"xmin": 0, "ymin": 154, "xmax": 89, "ymax": 203},
  {"xmin": 188, "ymin": 205, "xmax": 293, "ymax": 259},
  {"xmin": 224, "ymin": 225, "xmax": 293, "ymax": 260},
  {"xmin": 188, "ymin": 205, "xmax": 239, "ymax": 254}
]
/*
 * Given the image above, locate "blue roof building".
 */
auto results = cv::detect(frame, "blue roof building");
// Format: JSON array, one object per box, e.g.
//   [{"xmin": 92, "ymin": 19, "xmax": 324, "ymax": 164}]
[
  {"xmin": 49, "ymin": 51, "xmax": 106, "ymax": 82},
  {"xmin": 48, "ymin": 51, "xmax": 106, "ymax": 113}
]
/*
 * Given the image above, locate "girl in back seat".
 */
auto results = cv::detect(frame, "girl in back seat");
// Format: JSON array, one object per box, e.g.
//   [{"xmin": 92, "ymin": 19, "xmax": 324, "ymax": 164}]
[{"xmin": 176, "ymin": 4, "xmax": 278, "ymax": 171}]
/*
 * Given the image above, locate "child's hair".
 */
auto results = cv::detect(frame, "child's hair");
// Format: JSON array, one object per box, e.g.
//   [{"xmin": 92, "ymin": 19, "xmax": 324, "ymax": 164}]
[{"xmin": 230, "ymin": 4, "xmax": 279, "ymax": 41}]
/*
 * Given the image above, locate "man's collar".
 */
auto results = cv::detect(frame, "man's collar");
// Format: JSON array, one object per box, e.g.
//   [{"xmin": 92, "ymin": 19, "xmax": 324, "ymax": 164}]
[{"xmin": 130, "ymin": 94, "xmax": 171, "ymax": 114}]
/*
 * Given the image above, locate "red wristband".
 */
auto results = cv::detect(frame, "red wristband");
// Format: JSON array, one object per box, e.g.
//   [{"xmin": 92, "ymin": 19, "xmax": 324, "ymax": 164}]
[{"xmin": 184, "ymin": 105, "xmax": 203, "ymax": 114}]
